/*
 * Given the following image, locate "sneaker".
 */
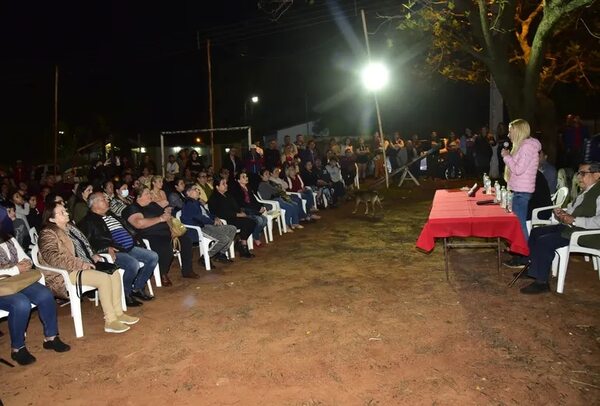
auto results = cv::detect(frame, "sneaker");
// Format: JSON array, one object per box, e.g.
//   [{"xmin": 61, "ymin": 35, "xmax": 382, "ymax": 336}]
[
  {"xmin": 503, "ymin": 256, "xmax": 529, "ymax": 268},
  {"xmin": 520, "ymin": 282, "xmax": 551, "ymax": 294},
  {"xmin": 11, "ymin": 347, "xmax": 36, "ymax": 365},
  {"xmin": 43, "ymin": 337, "xmax": 71, "ymax": 353},
  {"xmin": 104, "ymin": 320, "xmax": 131, "ymax": 333},
  {"xmin": 117, "ymin": 314, "xmax": 140, "ymax": 325},
  {"xmin": 292, "ymin": 224, "xmax": 304, "ymax": 229}
]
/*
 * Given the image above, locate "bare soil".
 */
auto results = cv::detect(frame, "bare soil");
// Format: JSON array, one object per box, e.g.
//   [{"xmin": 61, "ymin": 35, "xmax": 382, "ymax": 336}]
[{"xmin": 2, "ymin": 180, "xmax": 599, "ymax": 405}]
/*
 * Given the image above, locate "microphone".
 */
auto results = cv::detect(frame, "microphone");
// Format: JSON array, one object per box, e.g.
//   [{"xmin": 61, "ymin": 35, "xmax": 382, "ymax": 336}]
[{"xmin": 503, "ymin": 142, "xmax": 510, "ymax": 149}]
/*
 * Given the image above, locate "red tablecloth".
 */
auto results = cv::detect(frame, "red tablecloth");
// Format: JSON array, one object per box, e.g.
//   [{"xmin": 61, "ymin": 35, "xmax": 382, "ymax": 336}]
[{"xmin": 416, "ymin": 189, "xmax": 529, "ymax": 256}]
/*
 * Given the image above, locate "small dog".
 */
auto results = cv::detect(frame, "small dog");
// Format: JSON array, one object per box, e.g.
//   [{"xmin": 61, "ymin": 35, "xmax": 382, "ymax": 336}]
[{"xmin": 348, "ymin": 187, "xmax": 384, "ymax": 215}]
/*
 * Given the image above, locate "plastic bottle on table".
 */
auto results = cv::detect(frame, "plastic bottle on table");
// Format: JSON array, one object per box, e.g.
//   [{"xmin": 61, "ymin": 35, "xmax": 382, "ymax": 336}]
[{"xmin": 506, "ymin": 191, "xmax": 513, "ymax": 213}]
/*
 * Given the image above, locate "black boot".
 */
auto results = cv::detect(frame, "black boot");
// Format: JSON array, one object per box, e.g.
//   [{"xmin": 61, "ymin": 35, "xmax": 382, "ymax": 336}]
[{"xmin": 240, "ymin": 244, "xmax": 255, "ymax": 258}]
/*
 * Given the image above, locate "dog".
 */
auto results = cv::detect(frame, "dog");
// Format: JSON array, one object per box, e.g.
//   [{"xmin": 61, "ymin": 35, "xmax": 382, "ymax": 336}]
[{"xmin": 348, "ymin": 186, "xmax": 384, "ymax": 215}]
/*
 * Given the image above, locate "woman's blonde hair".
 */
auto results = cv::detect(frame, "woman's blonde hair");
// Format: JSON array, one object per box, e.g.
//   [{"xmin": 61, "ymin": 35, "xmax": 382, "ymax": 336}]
[
  {"xmin": 150, "ymin": 175, "xmax": 163, "ymax": 188},
  {"xmin": 504, "ymin": 118, "xmax": 531, "ymax": 181}
]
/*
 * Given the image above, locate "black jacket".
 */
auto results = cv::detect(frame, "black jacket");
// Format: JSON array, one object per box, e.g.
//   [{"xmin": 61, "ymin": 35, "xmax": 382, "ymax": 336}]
[
  {"xmin": 208, "ymin": 191, "xmax": 241, "ymax": 222},
  {"xmin": 78, "ymin": 210, "xmax": 142, "ymax": 253}
]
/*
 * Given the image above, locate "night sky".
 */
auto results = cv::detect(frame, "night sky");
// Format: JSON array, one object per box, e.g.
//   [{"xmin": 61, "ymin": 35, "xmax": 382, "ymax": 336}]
[{"xmin": 1, "ymin": 1, "xmax": 594, "ymax": 164}]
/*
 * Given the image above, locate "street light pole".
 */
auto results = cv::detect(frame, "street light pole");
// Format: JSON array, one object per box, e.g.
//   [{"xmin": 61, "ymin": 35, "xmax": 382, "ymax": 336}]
[{"xmin": 361, "ymin": 9, "xmax": 389, "ymax": 189}]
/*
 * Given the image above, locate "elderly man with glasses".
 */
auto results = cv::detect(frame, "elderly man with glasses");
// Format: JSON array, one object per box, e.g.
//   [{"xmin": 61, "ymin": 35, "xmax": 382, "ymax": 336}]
[{"xmin": 517, "ymin": 162, "xmax": 600, "ymax": 294}]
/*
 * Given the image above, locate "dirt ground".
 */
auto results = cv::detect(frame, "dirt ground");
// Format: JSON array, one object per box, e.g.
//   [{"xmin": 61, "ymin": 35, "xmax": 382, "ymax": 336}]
[{"xmin": 1, "ymin": 179, "xmax": 600, "ymax": 405}]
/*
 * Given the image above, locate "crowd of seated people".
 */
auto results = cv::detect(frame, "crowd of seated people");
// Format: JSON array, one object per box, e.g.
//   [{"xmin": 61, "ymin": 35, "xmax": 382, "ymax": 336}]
[{"xmin": 5, "ymin": 122, "xmax": 592, "ymax": 365}]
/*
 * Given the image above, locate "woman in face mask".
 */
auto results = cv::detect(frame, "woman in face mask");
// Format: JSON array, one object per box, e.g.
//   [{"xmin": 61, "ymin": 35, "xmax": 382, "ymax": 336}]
[{"xmin": 104, "ymin": 181, "xmax": 132, "ymax": 217}]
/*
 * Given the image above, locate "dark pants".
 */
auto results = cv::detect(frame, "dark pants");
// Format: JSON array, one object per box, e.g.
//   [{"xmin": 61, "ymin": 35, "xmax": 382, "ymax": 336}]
[
  {"xmin": 527, "ymin": 224, "xmax": 570, "ymax": 283},
  {"xmin": 0, "ymin": 283, "xmax": 58, "ymax": 349},
  {"xmin": 226, "ymin": 217, "xmax": 256, "ymax": 240},
  {"xmin": 144, "ymin": 232, "xmax": 193, "ymax": 276},
  {"xmin": 115, "ymin": 246, "xmax": 159, "ymax": 294}
]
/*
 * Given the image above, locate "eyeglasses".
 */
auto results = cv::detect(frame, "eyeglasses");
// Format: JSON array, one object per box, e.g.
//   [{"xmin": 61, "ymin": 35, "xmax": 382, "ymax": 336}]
[{"xmin": 576, "ymin": 171, "xmax": 597, "ymax": 176}]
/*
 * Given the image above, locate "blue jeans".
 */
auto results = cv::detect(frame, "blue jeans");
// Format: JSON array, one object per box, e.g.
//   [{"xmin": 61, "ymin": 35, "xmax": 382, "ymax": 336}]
[
  {"xmin": 246, "ymin": 213, "xmax": 268, "ymax": 241},
  {"xmin": 277, "ymin": 198, "xmax": 300, "ymax": 226},
  {"xmin": 512, "ymin": 191, "xmax": 532, "ymax": 240},
  {"xmin": 0, "ymin": 283, "xmax": 58, "ymax": 349},
  {"xmin": 115, "ymin": 246, "xmax": 159, "ymax": 295},
  {"xmin": 289, "ymin": 195, "xmax": 308, "ymax": 219}
]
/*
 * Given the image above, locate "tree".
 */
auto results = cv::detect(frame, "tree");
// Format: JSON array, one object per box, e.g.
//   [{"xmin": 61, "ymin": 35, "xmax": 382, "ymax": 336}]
[{"xmin": 389, "ymin": 0, "xmax": 599, "ymax": 157}]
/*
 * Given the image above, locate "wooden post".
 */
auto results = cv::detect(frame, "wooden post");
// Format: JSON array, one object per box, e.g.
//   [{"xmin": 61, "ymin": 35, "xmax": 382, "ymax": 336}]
[
  {"xmin": 207, "ymin": 39, "xmax": 215, "ymax": 168},
  {"xmin": 53, "ymin": 65, "xmax": 59, "ymax": 175}
]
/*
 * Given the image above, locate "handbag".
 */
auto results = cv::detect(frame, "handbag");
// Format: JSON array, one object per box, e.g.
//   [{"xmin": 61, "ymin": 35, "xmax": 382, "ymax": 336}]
[
  {"xmin": 0, "ymin": 270, "xmax": 42, "ymax": 297},
  {"xmin": 93, "ymin": 261, "xmax": 119, "ymax": 275},
  {"xmin": 167, "ymin": 217, "xmax": 187, "ymax": 238}
]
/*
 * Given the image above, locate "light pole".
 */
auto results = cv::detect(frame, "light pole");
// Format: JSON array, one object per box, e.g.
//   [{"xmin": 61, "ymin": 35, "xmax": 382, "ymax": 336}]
[{"xmin": 361, "ymin": 10, "xmax": 390, "ymax": 188}]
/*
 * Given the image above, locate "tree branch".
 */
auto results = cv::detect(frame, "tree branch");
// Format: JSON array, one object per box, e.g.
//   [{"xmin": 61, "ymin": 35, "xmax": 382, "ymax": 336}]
[{"xmin": 515, "ymin": 1, "xmax": 544, "ymax": 63}]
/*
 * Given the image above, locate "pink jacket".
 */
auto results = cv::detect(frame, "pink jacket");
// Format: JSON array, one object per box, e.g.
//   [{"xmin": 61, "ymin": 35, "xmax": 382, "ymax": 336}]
[{"xmin": 503, "ymin": 137, "xmax": 541, "ymax": 193}]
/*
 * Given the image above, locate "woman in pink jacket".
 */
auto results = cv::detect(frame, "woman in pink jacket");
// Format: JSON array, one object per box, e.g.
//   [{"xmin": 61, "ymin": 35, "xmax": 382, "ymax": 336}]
[{"xmin": 501, "ymin": 119, "xmax": 541, "ymax": 241}]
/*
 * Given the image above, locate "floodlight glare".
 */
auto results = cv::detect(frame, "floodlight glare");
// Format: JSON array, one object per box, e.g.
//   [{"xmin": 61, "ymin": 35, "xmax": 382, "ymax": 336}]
[
  {"xmin": 251, "ymin": 96, "xmax": 259, "ymax": 103},
  {"xmin": 361, "ymin": 62, "xmax": 389, "ymax": 91}
]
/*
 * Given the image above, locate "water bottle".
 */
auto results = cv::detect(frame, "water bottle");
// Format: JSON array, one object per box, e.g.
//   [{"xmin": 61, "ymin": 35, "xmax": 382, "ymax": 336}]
[
  {"xmin": 506, "ymin": 191, "xmax": 513, "ymax": 213},
  {"xmin": 485, "ymin": 176, "xmax": 492, "ymax": 195},
  {"xmin": 500, "ymin": 187, "xmax": 507, "ymax": 208},
  {"xmin": 493, "ymin": 181, "xmax": 501, "ymax": 202}
]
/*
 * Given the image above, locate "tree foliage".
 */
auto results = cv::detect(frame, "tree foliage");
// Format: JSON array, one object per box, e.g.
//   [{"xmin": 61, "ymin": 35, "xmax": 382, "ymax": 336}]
[{"xmin": 388, "ymin": 0, "xmax": 599, "ymax": 121}]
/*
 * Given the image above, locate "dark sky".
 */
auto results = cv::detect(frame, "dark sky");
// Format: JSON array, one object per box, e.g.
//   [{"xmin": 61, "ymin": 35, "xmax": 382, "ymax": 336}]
[{"xmin": 2, "ymin": 1, "xmax": 499, "ymax": 162}]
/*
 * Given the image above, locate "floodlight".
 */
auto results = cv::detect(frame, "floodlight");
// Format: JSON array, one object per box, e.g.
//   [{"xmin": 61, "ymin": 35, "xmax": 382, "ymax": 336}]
[
  {"xmin": 361, "ymin": 62, "xmax": 389, "ymax": 91},
  {"xmin": 251, "ymin": 96, "xmax": 259, "ymax": 103}
]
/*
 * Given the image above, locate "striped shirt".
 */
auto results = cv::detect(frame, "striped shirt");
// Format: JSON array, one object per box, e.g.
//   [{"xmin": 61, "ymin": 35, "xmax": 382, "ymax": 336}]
[{"xmin": 102, "ymin": 215, "xmax": 134, "ymax": 250}]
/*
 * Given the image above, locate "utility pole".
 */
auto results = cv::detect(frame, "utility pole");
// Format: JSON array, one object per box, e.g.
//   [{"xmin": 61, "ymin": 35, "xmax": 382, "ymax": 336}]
[
  {"xmin": 53, "ymin": 65, "xmax": 59, "ymax": 176},
  {"xmin": 207, "ymin": 39, "xmax": 215, "ymax": 168},
  {"xmin": 361, "ymin": 10, "xmax": 389, "ymax": 188}
]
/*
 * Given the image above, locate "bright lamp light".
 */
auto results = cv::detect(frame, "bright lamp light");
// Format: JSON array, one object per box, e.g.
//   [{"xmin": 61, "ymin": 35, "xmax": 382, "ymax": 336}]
[
  {"xmin": 361, "ymin": 62, "xmax": 389, "ymax": 91},
  {"xmin": 251, "ymin": 96, "xmax": 259, "ymax": 103}
]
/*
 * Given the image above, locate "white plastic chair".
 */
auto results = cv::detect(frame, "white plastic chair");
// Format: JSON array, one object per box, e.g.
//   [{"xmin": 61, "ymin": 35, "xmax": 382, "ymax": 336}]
[
  {"xmin": 99, "ymin": 254, "xmax": 155, "ymax": 310},
  {"xmin": 527, "ymin": 186, "xmax": 569, "ymax": 234},
  {"xmin": 286, "ymin": 192, "xmax": 308, "ymax": 215},
  {"xmin": 551, "ymin": 229, "xmax": 600, "ymax": 293},
  {"xmin": 29, "ymin": 227, "xmax": 39, "ymax": 245},
  {"xmin": 254, "ymin": 193, "xmax": 285, "ymax": 241},
  {"xmin": 175, "ymin": 211, "xmax": 217, "ymax": 271},
  {"xmin": 256, "ymin": 192, "xmax": 288, "ymax": 234},
  {"xmin": 31, "ymin": 245, "xmax": 99, "ymax": 338},
  {"xmin": 142, "ymin": 239, "xmax": 181, "ymax": 286}
]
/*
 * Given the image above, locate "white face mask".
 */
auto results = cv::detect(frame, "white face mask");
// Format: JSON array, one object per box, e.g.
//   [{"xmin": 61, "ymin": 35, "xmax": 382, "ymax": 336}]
[{"xmin": 120, "ymin": 189, "xmax": 129, "ymax": 198}]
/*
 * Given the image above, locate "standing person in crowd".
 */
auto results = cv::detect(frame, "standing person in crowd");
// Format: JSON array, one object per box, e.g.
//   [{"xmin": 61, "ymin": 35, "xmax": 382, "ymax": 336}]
[
  {"xmin": 501, "ymin": 119, "xmax": 541, "ymax": 241},
  {"xmin": 38, "ymin": 201, "xmax": 139, "ymax": 333},
  {"xmin": 1, "ymin": 202, "xmax": 31, "ymax": 250},
  {"xmin": 355, "ymin": 137, "xmax": 370, "ymax": 180},
  {"xmin": 181, "ymin": 184, "xmax": 236, "ymax": 263},
  {"xmin": 11, "ymin": 191, "xmax": 31, "ymax": 232},
  {"xmin": 123, "ymin": 186, "xmax": 197, "ymax": 286},
  {"xmin": 281, "ymin": 135, "xmax": 298, "ymax": 158},
  {"xmin": 176, "ymin": 149, "xmax": 189, "ymax": 176},
  {"xmin": 223, "ymin": 148, "xmax": 243, "ymax": 178},
  {"xmin": 208, "ymin": 177, "xmax": 256, "ymax": 258},
  {"xmin": 281, "ymin": 144, "xmax": 296, "ymax": 168},
  {"xmin": 264, "ymin": 139, "xmax": 281, "ymax": 171},
  {"xmin": 474, "ymin": 132, "xmax": 492, "ymax": 178},
  {"xmin": 186, "ymin": 150, "xmax": 204, "ymax": 178},
  {"xmin": 0, "ymin": 234, "xmax": 71, "ymax": 365},
  {"xmin": 295, "ymin": 134, "xmax": 306, "ymax": 151},
  {"xmin": 299, "ymin": 139, "xmax": 320, "ymax": 165},
  {"xmin": 488, "ymin": 134, "xmax": 501, "ymax": 180},
  {"xmin": 166, "ymin": 154, "xmax": 179, "ymax": 178},
  {"xmin": 79, "ymin": 193, "xmax": 158, "ymax": 306},
  {"xmin": 244, "ymin": 145, "xmax": 264, "ymax": 191}
]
